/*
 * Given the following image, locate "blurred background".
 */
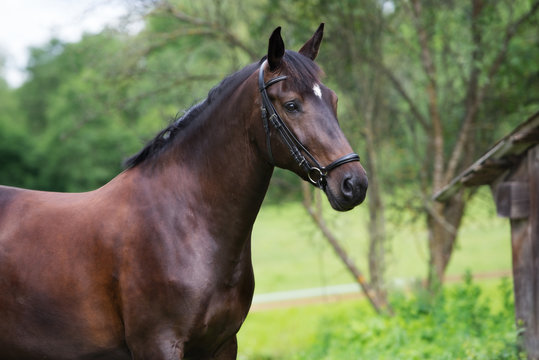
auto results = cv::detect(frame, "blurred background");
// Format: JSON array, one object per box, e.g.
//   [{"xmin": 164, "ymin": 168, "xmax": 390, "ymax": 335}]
[{"xmin": 0, "ymin": 0, "xmax": 538, "ymax": 358}]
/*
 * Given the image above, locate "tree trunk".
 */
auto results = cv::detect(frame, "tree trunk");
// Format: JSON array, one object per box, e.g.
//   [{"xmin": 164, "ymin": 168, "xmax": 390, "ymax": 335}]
[
  {"xmin": 427, "ymin": 190, "xmax": 466, "ymax": 289},
  {"xmin": 367, "ymin": 179, "xmax": 387, "ymax": 299},
  {"xmin": 301, "ymin": 182, "xmax": 393, "ymax": 315},
  {"xmin": 363, "ymin": 109, "xmax": 388, "ymax": 302}
]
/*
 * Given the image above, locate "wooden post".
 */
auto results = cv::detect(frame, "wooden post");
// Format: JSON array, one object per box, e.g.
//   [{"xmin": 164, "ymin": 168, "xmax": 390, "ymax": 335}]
[
  {"xmin": 434, "ymin": 114, "xmax": 539, "ymax": 359},
  {"xmin": 493, "ymin": 144, "xmax": 539, "ymax": 359},
  {"xmin": 529, "ymin": 146, "xmax": 539, "ymax": 359}
]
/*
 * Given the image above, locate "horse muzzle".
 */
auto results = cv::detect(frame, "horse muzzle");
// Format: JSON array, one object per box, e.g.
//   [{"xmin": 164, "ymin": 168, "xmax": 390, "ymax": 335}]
[{"xmin": 325, "ymin": 167, "xmax": 368, "ymax": 211}]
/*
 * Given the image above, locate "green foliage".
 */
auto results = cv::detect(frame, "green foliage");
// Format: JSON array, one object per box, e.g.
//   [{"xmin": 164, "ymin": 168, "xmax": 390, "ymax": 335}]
[
  {"xmin": 11, "ymin": 33, "xmax": 139, "ymax": 191},
  {"xmin": 1, "ymin": 0, "xmax": 536, "ymax": 197},
  {"xmin": 0, "ymin": 75, "xmax": 39, "ymax": 188},
  {"xmin": 3, "ymin": 1, "xmax": 276, "ymax": 191},
  {"xmin": 242, "ymin": 278, "xmax": 523, "ymax": 360}
]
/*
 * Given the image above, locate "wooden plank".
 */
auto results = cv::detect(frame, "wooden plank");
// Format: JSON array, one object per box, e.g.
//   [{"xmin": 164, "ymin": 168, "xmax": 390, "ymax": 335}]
[
  {"xmin": 511, "ymin": 218, "xmax": 535, "ymax": 355},
  {"xmin": 434, "ymin": 111, "xmax": 539, "ymax": 202},
  {"xmin": 528, "ymin": 145, "xmax": 539, "ymax": 359},
  {"xmin": 513, "ymin": 128, "xmax": 539, "ymax": 144},
  {"xmin": 501, "ymin": 149, "xmax": 539, "ymax": 358},
  {"xmin": 506, "ymin": 158, "xmax": 532, "ymax": 353},
  {"xmin": 494, "ymin": 182, "xmax": 530, "ymax": 219}
]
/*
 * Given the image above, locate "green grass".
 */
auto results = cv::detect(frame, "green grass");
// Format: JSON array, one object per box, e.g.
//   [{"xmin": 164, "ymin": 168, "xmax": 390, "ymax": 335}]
[
  {"xmin": 240, "ymin": 187, "xmax": 516, "ymax": 359},
  {"xmin": 238, "ymin": 304, "xmax": 333, "ymax": 359},
  {"xmin": 238, "ymin": 278, "xmax": 522, "ymax": 359},
  {"xmin": 250, "ymin": 188, "xmax": 511, "ymax": 294}
]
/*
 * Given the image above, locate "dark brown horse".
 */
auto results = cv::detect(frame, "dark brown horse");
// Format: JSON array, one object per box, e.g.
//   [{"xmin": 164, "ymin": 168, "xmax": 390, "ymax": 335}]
[{"xmin": 0, "ymin": 24, "xmax": 367, "ymax": 359}]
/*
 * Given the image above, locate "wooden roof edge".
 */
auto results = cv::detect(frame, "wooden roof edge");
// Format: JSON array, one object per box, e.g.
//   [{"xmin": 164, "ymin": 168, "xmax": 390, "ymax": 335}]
[{"xmin": 433, "ymin": 110, "xmax": 539, "ymax": 202}]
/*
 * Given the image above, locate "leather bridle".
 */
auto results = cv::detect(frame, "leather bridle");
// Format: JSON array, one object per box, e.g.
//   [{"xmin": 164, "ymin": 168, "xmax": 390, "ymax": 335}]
[{"xmin": 258, "ymin": 60, "xmax": 360, "ymax": 189}]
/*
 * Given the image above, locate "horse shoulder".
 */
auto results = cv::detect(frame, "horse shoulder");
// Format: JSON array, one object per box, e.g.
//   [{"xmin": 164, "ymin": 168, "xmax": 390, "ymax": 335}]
[{"xmin": 0, "ymin": 185, "xmax": 22, "ymax": 222}]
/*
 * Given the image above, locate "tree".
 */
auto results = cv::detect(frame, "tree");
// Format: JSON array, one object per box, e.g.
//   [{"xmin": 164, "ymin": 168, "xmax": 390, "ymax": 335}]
[
  {"xmin": 377, "ymin": 0, "xmax": 539, "ymax": 288},
  {"xmin": 16, "ymin": 34, "xmax": 140, "ymax": 191},
  {"xmin": 0, "ymin": 69, "xmax": 38, "ymax": 188},
  {"xmin": 265, "ymin": 0, "xmax": 539, "ymax": 291}
]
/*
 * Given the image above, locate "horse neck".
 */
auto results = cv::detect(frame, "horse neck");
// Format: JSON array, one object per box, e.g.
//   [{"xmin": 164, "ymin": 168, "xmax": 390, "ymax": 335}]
[{"xmin": 130, "ymin": 73, "xmax": 273, "ymax": 243}]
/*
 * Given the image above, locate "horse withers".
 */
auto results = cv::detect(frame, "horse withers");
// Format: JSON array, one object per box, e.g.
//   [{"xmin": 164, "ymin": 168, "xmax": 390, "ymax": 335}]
[{"xmin": 0, "ymin": 24, "xmax": 367, "ymax": 359}]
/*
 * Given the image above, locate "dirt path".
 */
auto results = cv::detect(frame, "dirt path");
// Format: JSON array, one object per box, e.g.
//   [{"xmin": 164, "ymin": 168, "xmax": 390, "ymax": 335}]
[{"xmin": 250, "ymin": 270, "xmax": 512, "ymax": 312}]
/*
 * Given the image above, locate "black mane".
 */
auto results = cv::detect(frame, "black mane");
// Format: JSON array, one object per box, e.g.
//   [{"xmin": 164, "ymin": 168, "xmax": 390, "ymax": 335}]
[
  {"xmin": 123, "ymin": 61, "xmax": 261, "ymax": 169},
  {"xmin": 124, "ymin": 51, "xmax": 321, "ymax": 169},
  {"xmin": 123, "ymin": 100, "xmax": 206, "ymax": 169}
]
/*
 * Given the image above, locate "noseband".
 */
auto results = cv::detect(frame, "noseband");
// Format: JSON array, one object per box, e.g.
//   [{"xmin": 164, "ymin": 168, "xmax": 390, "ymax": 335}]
[{"xmin": 258, "ymin": 60, "xmax": 360, "ymax": 189}]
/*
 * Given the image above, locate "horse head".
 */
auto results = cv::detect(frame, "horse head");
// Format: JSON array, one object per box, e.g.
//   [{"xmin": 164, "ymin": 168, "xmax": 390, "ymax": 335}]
[{"xmin": 256, "ymin": 24, "xmax": 368, "ymax": 211}]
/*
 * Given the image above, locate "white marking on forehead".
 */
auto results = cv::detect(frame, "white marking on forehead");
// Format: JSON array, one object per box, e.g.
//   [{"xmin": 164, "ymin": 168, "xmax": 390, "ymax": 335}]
[{"xmin": 312, "ymin": 84, "xmax": 322, "ymax": 99}]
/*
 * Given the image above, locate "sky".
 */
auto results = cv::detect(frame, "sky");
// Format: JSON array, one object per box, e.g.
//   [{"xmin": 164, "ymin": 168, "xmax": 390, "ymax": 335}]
[{"xmin": 0, "ymin": 0, "xmax": 131, "ymax": 87}]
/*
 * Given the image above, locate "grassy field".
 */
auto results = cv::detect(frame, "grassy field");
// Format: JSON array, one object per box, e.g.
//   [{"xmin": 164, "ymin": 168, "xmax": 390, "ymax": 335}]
[
  {"xmin": 237, "ymin": 187, "xmax": 515, "ymax": 359},
  {"xmin": 237, "ymin": 278, "xmax": 520, "ymax": 359},
  {"xmin": 249, "ymin": 187, "xmax": 511, "ymax": 294}
]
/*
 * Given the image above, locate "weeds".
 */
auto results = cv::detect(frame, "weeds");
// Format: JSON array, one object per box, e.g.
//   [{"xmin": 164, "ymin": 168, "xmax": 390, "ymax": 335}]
[{"xmin": 290, "ymin": 276, "xmax": 524, "ymax": 360}]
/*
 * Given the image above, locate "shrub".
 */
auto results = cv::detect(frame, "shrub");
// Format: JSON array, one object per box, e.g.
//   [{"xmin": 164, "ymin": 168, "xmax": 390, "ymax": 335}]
[{"xmin": 292, "ymin": 276, "xmax": 525, "ymax": 360}]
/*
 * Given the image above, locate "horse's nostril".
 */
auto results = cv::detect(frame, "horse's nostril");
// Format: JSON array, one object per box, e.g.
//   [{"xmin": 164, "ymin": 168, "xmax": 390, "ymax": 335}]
[
  {"xmin": 341, "ymin": 176, "xmax": 355, "ymax": 200},
  {"xmin": 340, "ymin": 175, "xmax": 368, "ymax": 205}
]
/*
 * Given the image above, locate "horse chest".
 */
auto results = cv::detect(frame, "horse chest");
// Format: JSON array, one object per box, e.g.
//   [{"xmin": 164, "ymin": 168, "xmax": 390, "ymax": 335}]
[
  {"xmin": 176, "ymin": 257, "xmax": 254, "ymax": 327},
  {"xmin": 149, "ymin": 268, "xmax": 253, "ymax": 357},
  {"xmin": 189, "ymin": 285, "xmax": 249, "ymax": 340},
  {"xmin": 122, "ymin": 239, "xmax": 254, "ymax": 350}
]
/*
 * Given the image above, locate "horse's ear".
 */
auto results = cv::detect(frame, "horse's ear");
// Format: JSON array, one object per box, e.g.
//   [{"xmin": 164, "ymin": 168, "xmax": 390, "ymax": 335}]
[
  {"xmin": 267, "ymin": 26, "xmax": 285, "ymax": 71},
  {"xmin": 299, "ymin": 23, "xmax": 324, "ymax": 60}
]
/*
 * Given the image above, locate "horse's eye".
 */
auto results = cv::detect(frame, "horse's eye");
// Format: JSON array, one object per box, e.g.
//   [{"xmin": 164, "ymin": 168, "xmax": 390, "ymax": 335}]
[{"xmin": 284, "ymin": 101, "xmax": 299, "ymax": 113}]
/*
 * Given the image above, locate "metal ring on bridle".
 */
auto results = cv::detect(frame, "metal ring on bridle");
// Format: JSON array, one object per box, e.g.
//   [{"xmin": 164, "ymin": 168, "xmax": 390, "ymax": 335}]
[{"xmin": 308, "ymin": 167, "xmax": 326, "ymax": 186}]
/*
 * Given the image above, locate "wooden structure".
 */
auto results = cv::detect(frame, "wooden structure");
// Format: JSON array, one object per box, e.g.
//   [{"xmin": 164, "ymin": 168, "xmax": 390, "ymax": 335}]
[{"xmin": 434, "ymin": 111, "xmax": 539, "ymax": 359}]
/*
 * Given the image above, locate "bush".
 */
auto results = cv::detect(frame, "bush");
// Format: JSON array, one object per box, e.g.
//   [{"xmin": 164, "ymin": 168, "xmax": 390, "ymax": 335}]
[{"xmin": 292, "ymin": 276, "xmax": 524, "ymax": 360}]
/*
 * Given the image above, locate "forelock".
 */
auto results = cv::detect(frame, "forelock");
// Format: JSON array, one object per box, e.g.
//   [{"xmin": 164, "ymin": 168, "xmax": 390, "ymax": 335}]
[{"xmin": 281, "ymin": 50, "xmax": 323, "ymax": 92}]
